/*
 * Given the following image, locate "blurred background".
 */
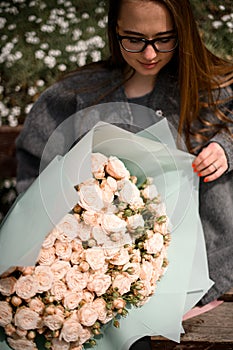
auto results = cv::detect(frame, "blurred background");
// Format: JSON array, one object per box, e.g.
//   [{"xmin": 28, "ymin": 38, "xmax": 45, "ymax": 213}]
[{"xmin": 0, "ymin": 0, "xmax": 232, "ymax": 221}]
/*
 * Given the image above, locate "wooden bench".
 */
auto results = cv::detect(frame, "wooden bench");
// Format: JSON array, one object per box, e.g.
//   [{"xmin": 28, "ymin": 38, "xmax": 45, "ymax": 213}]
[
  {"xmin": 1, "ymin": 126, "xmax": 233, "ymax": 349},
  {"xmin": 0, "ymin": 125, "xmax": 23, "ymax": 180},
  {"xmin": 151, "ymin": 288, "xmax": 233, "ymax": 349}
]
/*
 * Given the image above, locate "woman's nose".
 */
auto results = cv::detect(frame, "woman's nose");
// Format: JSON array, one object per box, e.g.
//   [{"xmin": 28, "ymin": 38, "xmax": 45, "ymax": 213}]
[{"xmin": 142, "ymin": 44, "xmax": 158, "ymax": 60}]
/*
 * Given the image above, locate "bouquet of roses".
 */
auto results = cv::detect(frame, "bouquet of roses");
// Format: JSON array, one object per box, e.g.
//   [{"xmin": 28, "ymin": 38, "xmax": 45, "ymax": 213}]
[
  {"xmin": 0, "ymin": 152, "xmax": 171, "ymax": 350},
  {"xmin": 0, "ymin": 111, "xmax": 213, "ymax": 350}
]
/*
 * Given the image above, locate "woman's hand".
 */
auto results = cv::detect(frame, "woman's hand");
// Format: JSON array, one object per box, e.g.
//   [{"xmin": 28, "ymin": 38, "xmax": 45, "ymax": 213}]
[{"xmin": 192, "ymin": 142, "xmax": 228, "ymax": 182}]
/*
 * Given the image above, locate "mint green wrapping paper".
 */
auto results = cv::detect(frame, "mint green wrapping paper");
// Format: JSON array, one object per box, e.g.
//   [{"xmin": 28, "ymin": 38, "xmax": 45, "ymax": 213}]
[{"xmin": 0, "ymin": 118, "xmax": 213, "ymax": 350}]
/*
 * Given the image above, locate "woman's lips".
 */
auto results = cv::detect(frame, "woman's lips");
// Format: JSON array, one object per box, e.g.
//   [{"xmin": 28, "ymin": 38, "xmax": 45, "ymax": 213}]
[{"xmin": 139, "ymin": 61, "xmax": 159, "ymax": 69}]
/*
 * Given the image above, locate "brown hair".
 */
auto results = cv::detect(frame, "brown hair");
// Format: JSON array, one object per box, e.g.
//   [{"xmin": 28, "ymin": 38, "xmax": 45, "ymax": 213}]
[{"xmin": 107, "ymin": 0, "xmax": 233, "ymax": 152}]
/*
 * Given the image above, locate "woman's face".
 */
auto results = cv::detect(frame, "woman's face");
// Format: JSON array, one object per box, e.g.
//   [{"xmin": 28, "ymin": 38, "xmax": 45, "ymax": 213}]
[{"xmin": 117, "ymin": 0, "xmax": 176, "ymax": 79}]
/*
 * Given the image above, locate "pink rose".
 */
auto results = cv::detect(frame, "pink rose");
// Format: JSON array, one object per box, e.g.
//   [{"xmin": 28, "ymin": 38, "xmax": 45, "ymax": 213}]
[
  {"xmin": 123, "ymin": 262, "xmax": 141, "ymax": 282},
  {"xmin": 55, "ymin": 240, "xmax": 72, "ymax": 260},
  {"xmin": 92, "ymin": 298, "xmax": 108, "ymax": 323},
  {"xmin": 43, "ymin": 313, "xmax": 64, "ymax": 331},
  {"xmin": 50, "ymin": 260, "xmax": 71, "ymax": 280},
  {"xmin": 112, "ymin": 297, "xmax": 126, "ymax": 310},
  {"xmin": 56, "ymin": 213, "xmax": 80, "ymax": 241},
  {"xmin": 118, "ymin": 180, "xmax": 144, "ymax": 209},
  {"xmin": 63, "ymin": 291, "xmax": 83, "ymax": 310},
  {"xmin": 37, "ymin": 246, "xmax": 56, "ymax": 266},
  {"xmin": 106, "ymin": 156, "xmax": 130, "ymax": 180},
  {"xmin": 87, "ymin": 273, "xmax": 111, "ymax": 296},
  {"xmin": 7, "ymin": 337, "xmax": 36, "ymax": 350},
  {"xmin": 126, "ymin": 214, "xmax": 144, "ymax": 232},
  {"xmin": 91, "ymin": 226, "xmax": 108, "ymax": 245},
  {"xmin": 81, "ymin": 290, "xmax": 95, "ymax": 303},
  {"xmin": 15, "ymin": 275, "xmax": 39, "ymax": 299},
  {"xmin": 91, "ymin": 152, "xmax": 108, "ymax": 179},
  {"xmin": 140, "ymin": 261, "xmax": 153, "ymax": 281},
  {"xmin": 60, "ymin": 317, "xmax": 84, "ymax": 342},
  {"xmin": 76, "ymin": 221, "xmax": 91, "ymax": 241},
  {"xmin": 29, "ymin": 297, "xmax": 45, "ymax": 314},
  {"xmin": 34, "ymin": 265, "xmax": 53, "ymax": 292},
  {"xmin": 79, "ymin": 179, "xmax": 104, "ymax": 211},
  {"xmin": 112, "ymin": 273, "xmax": 132, "ymax": 295},
  {"xmin": 110, "ymin": 248, "xmax": 130, "ymax": 265},
  {"xmin": 143, "ymin": 233, "xmax": 164, "ymax": 254},
  {"xmin": 82, "ymin": 210, "xmax": 99, "ymax": 226},
  {"xmin": 50, "ymin": 280, "xmax": 67, "ymax": 301},
  {"xmin": 51, "ymin": 338, "xmax": 70, "ymax": 350},
  {"xmin": 42, "ymin": 228, "xmax": 58, "ymax": 248},
  {"xmin": 85, "ymin": 248, "xmax": 106, "ymax": 270},
  {"xmin": 14, "ymin": 307, "xmax": 41, "ymax": 330},
  {"xmin": 0, "ymin": 276, "xmax": 17, "ymax": 296},
  {"xmin": 0, "ymin": 301, "xmax": 13, "ymax": 326},
  {"xmin": 101, "ymin": 213, "xmax": 127, "ymax": 236},
  {"xmin": 65, "ymin": 266, "xmax": 88, "ymax": 292},
  {"xmin": 78, "ymin": 303, "xmax": 98, "ymax": 327},
  {"xmin": 141, "ymin": 184, "xmax": 158, "ymax": 200}
]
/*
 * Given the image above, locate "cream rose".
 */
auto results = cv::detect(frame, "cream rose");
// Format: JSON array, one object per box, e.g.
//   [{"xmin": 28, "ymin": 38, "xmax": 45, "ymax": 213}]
[
  {"xmin": 15, "ymin": 275, "xmax": 39, "ymax": 299},
  {"xmin": 7, "ymin": 337, "xmax": 36, "ymax": 350},
  {"xmin": 55, "ymin": 240, "xmax": 72, "ymax": 261},
  {"xmin": 85, "ymin": 248, "xmax": 106, "ymax": 270},
  {"xmin": 56, "ymin": 213, "xmax": 80, "ymax": 241},
  {"xmin": 0, "ymin": 301, "xmax": 13, "ymax": 326},
  {"xmin": 87, "ymin": 273, "xmax": 111, "ymax": 296},
  {"xmin": 63, "ymin": 291, "xmax": 83, "ymax": 310},
  {"xmin": 123, "ymin": 262, "xmax": 141, "ymax": 282},
  {"xmin": 91, "ymin": 152, "xmax": 108, "ymax": 179},
  {"xmin": 105, "ymin": 156, "xmax": 130, "ymax": 180},
  {"xmin": 110, "ymin": 248, "xmax": 130, "ymax": 265},
  {"xmin": 140, "ymin": 260, "xmax": 153, "ymax": 281},
  {"xmin": 79, "ymin": 179, "xmax": 104, "ymax": 211},
  {"xmin": 91, "ymin": 226, "xmax": 107, "ymax": 245},
  {"xmin": 65, "ymin": 267, "xmax": 88, "ymax": 292},
  {"xmin": 112, "ymin": 297, "xmax": 126, "ymax": 310},
  {"xmin": 50, "ymin": 260, "xmax": 71, "ymax": 280},
  {"xmin": 118, "ymin": 180, "xmax": 144, "ymax": 209},
  {"xmin": 14, "ymin": 307, "xmax": 41, "ymax": 330},
  {"xmin": 92, "ymin": 298, "xmax": 108, "ymax": 323},
  {"xmin": 0, "ymin": 276, "xmax": 16, "ymax": 296},
  {"xmin": 29, "ymin": 297, "xmax": 45, "ymax": 314},
  {"xmin": 82, "ymin": 210, "xmax": 99, "ymax": 226},
  {"xmin": 43, "ymin": 313, "xmax": 64, "ymax": 331},
  {"xmin": 60, "ymin": 317, "xmax": 84, "ymax": 342},
  {"xmin": 51, "ymin": 338, "xmax": 70, "ymax": 350},
  {"xmin": 37, "ymin": 246, "xmax": 56, "ymax": 266},
  {"xmin": 112, "ymin": 274, "xmax": 132, "ymax": 295},
  {"xmin": 101, "ymin": 213, "xmax": 127, "ymax": 235},
  {"xmin": 141, "ymin": 184, "xmax": 158, "ymax": 200},
  {"xmin": 76, "ymin": 221, "xmax": 91, "ymax": 242},
  {"xmin": 126, "ymin": 214, "xmax": 144, "ymax": 232},
  {"xmin": 34, "ymin": 265, "xmax": 53, "ymax": 292},
  {"xmin": 42, "ymin": 228, "xmax": 58, "ymax": 248},
  {"xmin": 78, "ymin": 303, "xmax": 98, "ymax": 327},
  {"xmin": 144, "ymin": 233, "xmax": 164, "ymax": 254},
  {"xmin": 78, "ymin": 326, "xmax": 92, "ymax": 345},
  {"xmin": 50, "ymin": 280, "xmax": 67, "ymax": 301}
]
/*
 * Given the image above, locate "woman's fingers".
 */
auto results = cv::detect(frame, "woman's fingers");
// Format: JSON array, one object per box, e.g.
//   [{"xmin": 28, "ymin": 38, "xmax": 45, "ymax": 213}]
[{"xmin": 192, "ymin": 142, "xmax": 228, "ymax": 182}]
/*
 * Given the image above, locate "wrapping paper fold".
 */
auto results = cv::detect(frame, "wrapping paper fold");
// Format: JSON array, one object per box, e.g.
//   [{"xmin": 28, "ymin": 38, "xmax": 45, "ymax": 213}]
[{"xmin": 0, "ymin": 118, "xmax": 213, "ymax": 349}]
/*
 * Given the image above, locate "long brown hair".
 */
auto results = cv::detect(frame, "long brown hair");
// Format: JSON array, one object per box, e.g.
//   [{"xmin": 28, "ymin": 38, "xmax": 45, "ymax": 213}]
[{"xmin": 107, "ymin": 0, "xmax": 233, "ymax": 152}]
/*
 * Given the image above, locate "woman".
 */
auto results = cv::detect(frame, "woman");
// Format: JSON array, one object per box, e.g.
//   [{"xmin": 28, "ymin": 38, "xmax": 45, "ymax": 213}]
[{"xmin": 16, "ymin": 0, "xmax": 233, "ymax": 349}]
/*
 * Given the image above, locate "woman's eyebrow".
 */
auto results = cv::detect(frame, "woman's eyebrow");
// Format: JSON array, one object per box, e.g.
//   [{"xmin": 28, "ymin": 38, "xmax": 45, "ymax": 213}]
[{"xmin": 121, "ymin": 29, "xmax": 176, "ymax": 36}]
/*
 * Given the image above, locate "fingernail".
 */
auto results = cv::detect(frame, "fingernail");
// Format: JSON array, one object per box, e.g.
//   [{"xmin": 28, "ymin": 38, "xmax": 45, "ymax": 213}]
[
  {"xmin": 204, "ymin": 178, "xmax": 209, "ymax": 183},
  {"xmin": 192, "ymin": 164, "xmax": 195, "ymax": 168},
  {"xmin": 193, "ymin": 168, "xmax": 197, "ymax": 173},
  {"xmin": 198, "ymin": 173, "xmax": 202, "ymax": 177}
]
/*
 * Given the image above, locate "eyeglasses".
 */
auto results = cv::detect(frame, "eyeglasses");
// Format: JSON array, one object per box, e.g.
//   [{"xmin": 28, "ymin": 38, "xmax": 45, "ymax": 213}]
[{"xmin": 117, "ymin": 34, "xmax": 178, "ymax": 53}]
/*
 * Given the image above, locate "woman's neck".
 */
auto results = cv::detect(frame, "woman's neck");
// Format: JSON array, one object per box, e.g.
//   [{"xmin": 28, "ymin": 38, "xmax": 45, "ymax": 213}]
[{"xmin": 123, "ymin": 69, "xmax": 156, "ymax": 98}]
